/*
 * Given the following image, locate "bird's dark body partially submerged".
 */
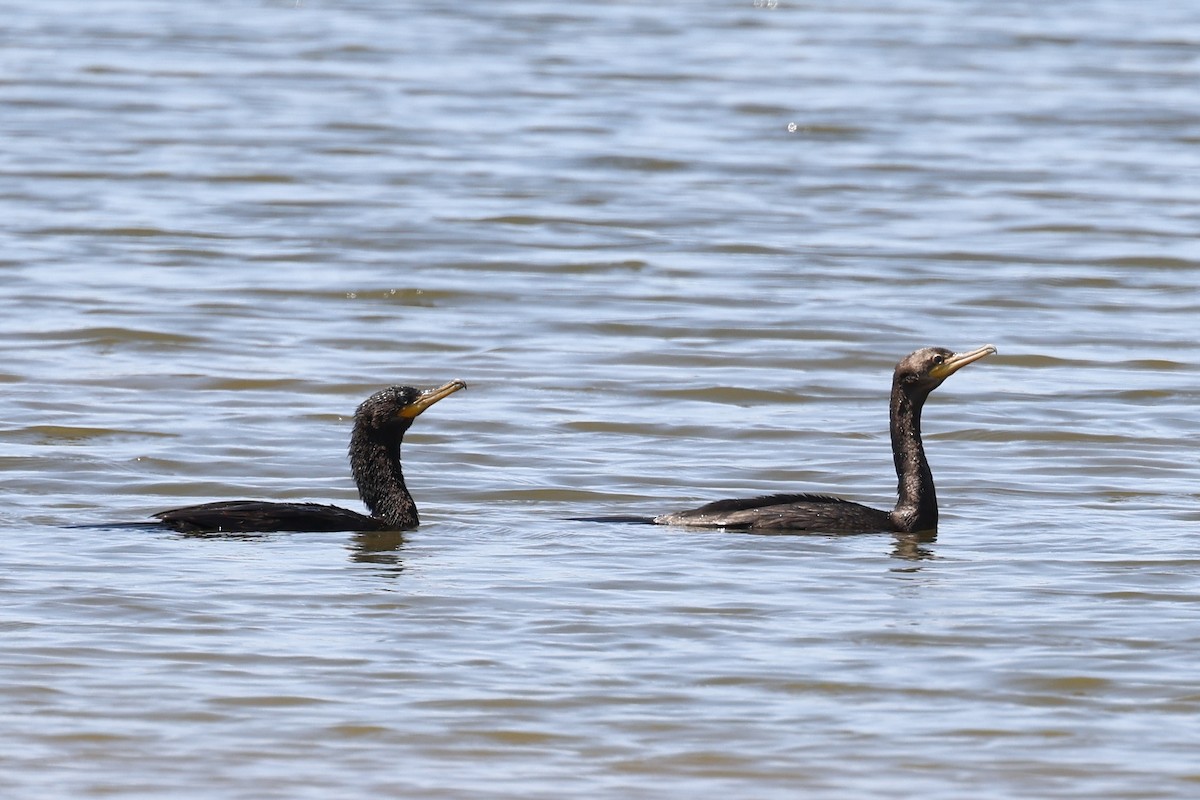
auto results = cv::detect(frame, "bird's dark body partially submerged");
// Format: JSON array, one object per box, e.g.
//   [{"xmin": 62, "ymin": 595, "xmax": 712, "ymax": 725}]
[
  {"xmin": 152, "ymin": 380, "xmax": 465, "ymax": 534},
  {"xmin": 154, "ymin": 501, "xmax": 384, "ymax": 533},
  {"xmin": 654, "ymin": 345, "xmax": 997, "ymax": 534},
  {"xmin": 653, "ymin": 493, "xmax": 892, "ymax": 533}
]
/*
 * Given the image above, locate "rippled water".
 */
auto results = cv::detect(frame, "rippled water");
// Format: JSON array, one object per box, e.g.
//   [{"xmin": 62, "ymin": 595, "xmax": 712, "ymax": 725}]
[{"xmin": 3, "ymin": 1, "xmax": 1200, "ymax": 798}]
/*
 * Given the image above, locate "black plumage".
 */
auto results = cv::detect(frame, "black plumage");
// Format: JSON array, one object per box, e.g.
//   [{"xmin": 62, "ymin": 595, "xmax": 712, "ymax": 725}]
[
  {"xmin": 653, "ymin": 345, "xmax": 996, "ymax": 533},
  {"xmin": 154, "ymin": 380, "xmax": 465, "ymax": 533}
]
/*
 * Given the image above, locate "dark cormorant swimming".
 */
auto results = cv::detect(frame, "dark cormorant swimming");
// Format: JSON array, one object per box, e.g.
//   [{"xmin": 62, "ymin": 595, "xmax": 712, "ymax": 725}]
[
  {"xmin": 651, "ymin": 345, "xmax": 997, "ymax": 533},
  {"xmin": 154, "ymin": 380, "xmax": 465, "ymax": 533}
]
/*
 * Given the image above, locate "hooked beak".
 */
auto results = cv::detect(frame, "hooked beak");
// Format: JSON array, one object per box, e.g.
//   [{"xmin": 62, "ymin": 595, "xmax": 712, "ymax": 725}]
[
  {"xmin": 399, "ymin": 379, "xmax": 467, "ymax": 418},
  {"xmin": 929, "ymin": 344, "xmax": 997, "ymax": 380}
]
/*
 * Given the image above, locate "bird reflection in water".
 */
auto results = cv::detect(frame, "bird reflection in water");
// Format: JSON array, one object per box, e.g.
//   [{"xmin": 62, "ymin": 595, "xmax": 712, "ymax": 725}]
[
  {"xmin": 889, "ymin": 531, "xmax": 938, "ymax": 565},
  {"xmin": 348, "ymin": 529, "xmax": 406, "ymax": 574}
]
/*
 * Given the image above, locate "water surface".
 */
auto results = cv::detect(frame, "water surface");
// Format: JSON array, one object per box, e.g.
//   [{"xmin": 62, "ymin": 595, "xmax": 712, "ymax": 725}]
[{"xmin": 3, "ymin": 2, "xmax": 1200, "ymax": 798}]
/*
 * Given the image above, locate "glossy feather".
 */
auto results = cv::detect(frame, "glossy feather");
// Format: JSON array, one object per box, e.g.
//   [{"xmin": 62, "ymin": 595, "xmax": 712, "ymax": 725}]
[
  {"xmin": 654, "ymin": 493, "xmax": 891, "ymax": 532},
  {"xmin": 154, "ymin": 500, "xmax": 383, "ymax": 533}
]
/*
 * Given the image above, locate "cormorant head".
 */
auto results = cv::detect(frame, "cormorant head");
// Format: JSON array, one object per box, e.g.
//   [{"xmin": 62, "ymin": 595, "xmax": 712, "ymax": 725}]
[
  {"xmin": 894, "ymin": 345, "xmax": 996, "ymax": 398},
  {"xmin": 355, "ymin": 380, "xmax": 467, "ymax": 438}
]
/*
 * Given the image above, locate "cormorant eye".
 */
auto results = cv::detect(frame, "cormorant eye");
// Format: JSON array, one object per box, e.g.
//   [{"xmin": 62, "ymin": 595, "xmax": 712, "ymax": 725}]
[{"xmin": 932, "ymin": 354, "xmax": 944, "ymax": 365}]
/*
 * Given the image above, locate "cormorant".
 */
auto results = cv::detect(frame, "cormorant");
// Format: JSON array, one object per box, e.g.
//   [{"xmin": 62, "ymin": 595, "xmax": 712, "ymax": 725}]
[
  {"xmin": 652, "ymin": 345, "xmax": 996, "ymax": 533},
  {"xmin": 153, "ymin": 380, "xmax": 465, "ymax": 533}
]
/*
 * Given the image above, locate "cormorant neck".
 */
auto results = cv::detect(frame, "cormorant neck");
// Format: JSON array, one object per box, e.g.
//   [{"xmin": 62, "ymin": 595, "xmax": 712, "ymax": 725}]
[
  {"xmin": 349, "ymin": 426, "xmax": 417, "ymax": 529},
  {"xmin": 888, "ymin": 383, "xmax": 937, "ymax": 533}
]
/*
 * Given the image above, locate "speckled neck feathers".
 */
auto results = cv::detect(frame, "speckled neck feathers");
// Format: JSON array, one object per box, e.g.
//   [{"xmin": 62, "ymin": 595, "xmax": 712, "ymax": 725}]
[
  {"xmin": 348, "ymin": 420, "xmax": 417, "ymax": 529},
  {"xmin": 888, "ymin": 381, "xmax": 936, "ymax": 532}
]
